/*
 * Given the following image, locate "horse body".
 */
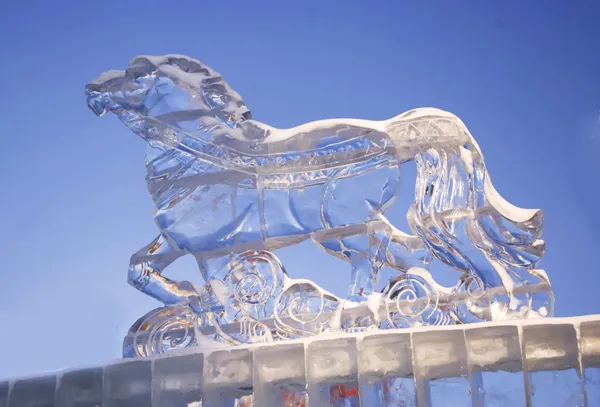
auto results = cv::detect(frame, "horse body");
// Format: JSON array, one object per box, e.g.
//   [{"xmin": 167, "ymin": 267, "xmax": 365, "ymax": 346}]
[{"xmin": 145, "ymin": 123, "xmax": 403, "ymax": 256}]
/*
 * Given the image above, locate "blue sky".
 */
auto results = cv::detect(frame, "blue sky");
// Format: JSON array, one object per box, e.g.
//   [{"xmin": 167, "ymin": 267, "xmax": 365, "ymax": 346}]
[{"xmin": 0, "ymin": 1, "xmax": 599, "ymax": 379}]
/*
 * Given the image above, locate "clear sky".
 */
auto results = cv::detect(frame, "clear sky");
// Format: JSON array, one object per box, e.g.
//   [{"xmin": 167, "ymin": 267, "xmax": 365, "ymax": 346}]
[{"xmin": 0, "ymin": 0, "xmax": 599, "ymax": 379}]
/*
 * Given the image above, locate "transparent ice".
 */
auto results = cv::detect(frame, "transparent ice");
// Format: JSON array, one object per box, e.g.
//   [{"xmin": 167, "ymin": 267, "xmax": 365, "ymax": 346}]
[
  {"xmin": 85, "ymin": 55, "xmax": 554, "ymax": 356},
  {"xmin": 4, "ymin": 316, "xmax": 600, "ymax": 407}
]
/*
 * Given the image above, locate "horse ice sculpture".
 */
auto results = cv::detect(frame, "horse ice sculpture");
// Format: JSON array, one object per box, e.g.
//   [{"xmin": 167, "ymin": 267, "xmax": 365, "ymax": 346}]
[{"xmin": 86, "ymin": 55, "xmax": 553, "ymax": 354}]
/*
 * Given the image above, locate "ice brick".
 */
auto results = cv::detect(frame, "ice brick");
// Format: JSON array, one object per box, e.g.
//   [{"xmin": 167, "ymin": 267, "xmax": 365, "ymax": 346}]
[
  {"xmin": 358, "ymin": 332, "xmax": 415, "ymax": 406},
  {"xmin": 580, "ymin": 320, "xmax": 600, "ymax": 406},
  {"xmin": 522, "ymin": 323, "xmax": 583, "ymax": 407},
  {"xmin": 307, "ymin": 337, "xmax": 359, "ymax": 407},
  {"xmin": 9, "ymin": 376, "xmax": 56, "ymax": 407},
  {"xmin": 465, "ymin": 325, "xmax": 525, "ymax": 406},
  {"xmin": 253, "ymin": 343, "xmax": 306, "ymax": 406},
  {"xmin": 56, "ymin": 368, "xmax": 103, "ymax": 407},
  {"xmin": 359, "ymin": 376, "xmax": 415, "ymax": 407},
  {"xmin": 412, "ymin": 329, "xmax": 471, "ymax": 407},
  {"xmin": 102, "ymin": 359, "xmax": 152, "ymax": 407},
  {"xmin": 358, "ymin": 332, "xmax": 413, "ymax": 382},
  {"xmin": 0, "ymin": 382, "xmax": 8, "ymax": 407},
  {"xmin": 203, "ymin": 348, "xmax": 253, "ymax": 405},
  {"xmin": 584, "ymin": 368, "xmax": 600, "ymax": 407},
  {"xmin": 253, "ymin": 343, "xmax": 305, "ymax": 387},
  {"xmin": 307, "ymin": 337, "xmax": 358, "ymax": 384},
  {"xmin": 153, "ymin": 352, "xmax": 203, "ymax": 407}
]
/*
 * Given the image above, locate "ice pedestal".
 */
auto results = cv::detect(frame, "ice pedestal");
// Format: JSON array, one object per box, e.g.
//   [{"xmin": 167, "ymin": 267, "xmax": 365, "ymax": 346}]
[
  {"xmin": 413, "ymin": 329, "xmax": 471, "ymax": 407},
  {"xmin": 465, "ymin": 325, "xmax": 525, "ymax": 406},
  {"xmin": 253, "ymin": 343, "xmax": 306, "ymax": 407},
  {"xmin": 306, "ymin": 338, "xmax": 359, "ymax": 407},
  {"xmin": 153, "ymin": 353, "xmax": 203, "ymax": 407},
  {"xmin": 522, "ymin": 324, "xmax": 584, "ymax": 407},
  {"xmin": 0, "ymin": 382, "xmax": 7, "ymax": 407},
  {"xmin": 56, "ymin": 368, "xmax": 103, "ymax": 407},
  {"xmin": 203, "ymin": 348, "xmax": 253, "ymax": 406},
  {"xmin": 8, "ymin": 376, "xmax": 55, "ymax": 407},
  {"xmin": 582, "ymin": 320, "xmax": 600, "ymax": 407},
  {"xmin": 358, "ymin": 332, "xmax": 415, "ymax": 407},
  {"xmin": 103, "ymin": 360, "xmax": 152, "ymax": 407},
  {"xmin": 2, "ymin": 315, "xmax": 600, "ymax": 407}
]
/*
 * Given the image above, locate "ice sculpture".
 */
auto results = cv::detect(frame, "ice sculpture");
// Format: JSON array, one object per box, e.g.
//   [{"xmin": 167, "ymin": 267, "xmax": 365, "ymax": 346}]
[{"xmin": 85, "ymin": 55, "xmax": 554, "ymax": 356}]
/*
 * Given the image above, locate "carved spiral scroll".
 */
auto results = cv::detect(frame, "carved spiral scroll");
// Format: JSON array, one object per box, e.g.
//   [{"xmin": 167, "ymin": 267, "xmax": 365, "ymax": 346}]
[
  {"xmin": 123, "ymin": 306, "xmax": 200, "ymax": 358},
  {"xmin": 454, "ymin": 273, "xmax": 490, "ymax": 323},
  {"xmin": 383, "ymin": 270, "xmax": 454, "ymax": 328},
  {"xmin": 274, "ymin": 280, "xmax": 340, "ymax": 339},
  {"xmin": 211, "ymin": 250, "xmax": 286, "ymax": 344}
]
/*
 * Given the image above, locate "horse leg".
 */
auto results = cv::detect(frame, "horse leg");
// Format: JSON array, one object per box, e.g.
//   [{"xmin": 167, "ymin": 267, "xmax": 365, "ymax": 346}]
[
  {"xmin": 128, "ymin": 234, "xmax": 198, "ymax": 306},
  {"xmin": 314, "ymin": 234, "xmax": 380, "ymax": 301},
  {"xmin": 368, "ymin": 213, "xmax": 433, "ymax": 273},
  {"xmin": 312, "ymin": 220, "xmax": 432, "ymax": 300}
]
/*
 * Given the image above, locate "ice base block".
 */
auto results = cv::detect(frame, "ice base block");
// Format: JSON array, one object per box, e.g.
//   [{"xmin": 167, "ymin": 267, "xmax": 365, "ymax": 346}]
[{"xmin": 3, "ymin": 315, "xmax": 600, "ymax": 407}]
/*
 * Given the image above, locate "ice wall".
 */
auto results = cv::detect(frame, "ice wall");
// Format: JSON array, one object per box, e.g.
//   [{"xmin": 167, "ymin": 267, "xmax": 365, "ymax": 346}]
[{"xmin": 2, "ymin": 315, "xmax": 599, "ymax": 407}]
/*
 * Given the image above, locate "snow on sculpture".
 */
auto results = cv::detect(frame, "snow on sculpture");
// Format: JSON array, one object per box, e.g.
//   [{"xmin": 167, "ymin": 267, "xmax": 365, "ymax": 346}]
[{"xmin": 85, "ymin": 55, "xmax": 554, "ymax": 356}]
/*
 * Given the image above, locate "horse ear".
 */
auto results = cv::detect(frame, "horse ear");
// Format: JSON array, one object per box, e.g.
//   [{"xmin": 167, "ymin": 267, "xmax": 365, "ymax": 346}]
[
  {"xmin": 130, "ymin": 55, "xmax": 252, "ymax": 129},
  {"xmin": 126, "ymin": 56, "xmax": 158, "ymax": 79}
]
